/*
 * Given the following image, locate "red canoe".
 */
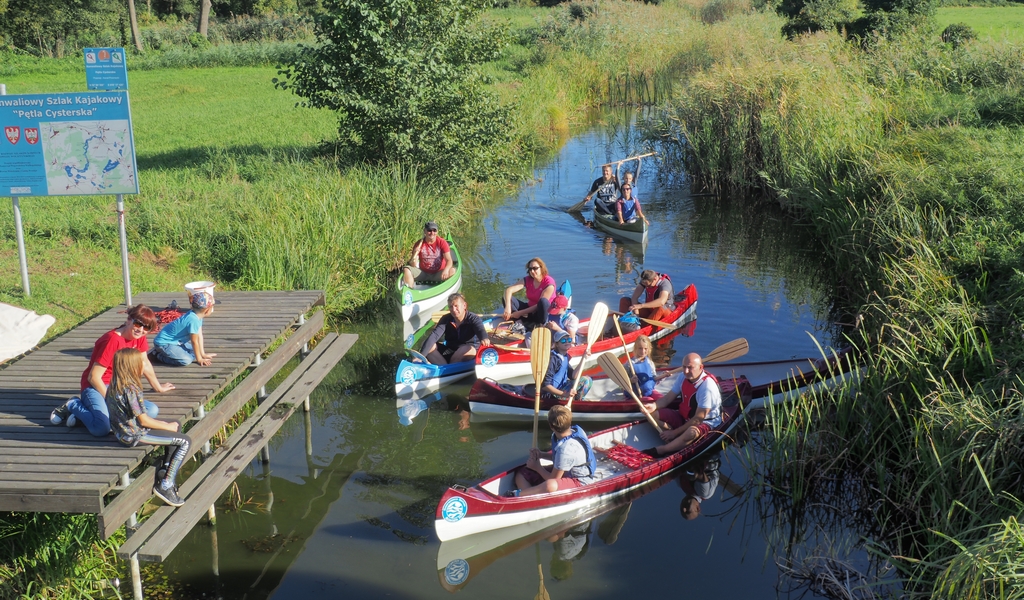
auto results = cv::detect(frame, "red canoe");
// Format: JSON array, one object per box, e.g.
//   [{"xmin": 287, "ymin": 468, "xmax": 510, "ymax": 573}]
[
  {"xmin": 434, "ymin": 402, "xmax": 739, "ymax": 541},
  {"xmin": 473, "ymin": 284, "xmax": 698, "ymax": 384},
  {"xmin": 467, "ymin": 349, "xmax": 856, "ymax": 422}
]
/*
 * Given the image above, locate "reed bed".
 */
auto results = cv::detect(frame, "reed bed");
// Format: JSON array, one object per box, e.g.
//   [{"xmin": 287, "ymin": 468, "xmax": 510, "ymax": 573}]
[{"xmin": 655, "ymin": 10, "xmax": 1024, "ymax": 597}]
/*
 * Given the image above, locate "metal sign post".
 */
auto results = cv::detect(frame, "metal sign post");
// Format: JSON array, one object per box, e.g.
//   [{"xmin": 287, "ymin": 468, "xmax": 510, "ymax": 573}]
[
  {"xmin": 116, "ymin": 194, "xmax": 132, "ymax": 306},
  {"xmin": 1, "ymin": 83, "xmax": 31, "ymax": 297}
]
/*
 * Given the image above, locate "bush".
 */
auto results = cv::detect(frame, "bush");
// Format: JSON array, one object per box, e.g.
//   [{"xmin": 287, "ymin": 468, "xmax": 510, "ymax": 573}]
[
  {"xmin": 276, "ymin": 0, "xmax": 520, "ymax": 183},
  {"xmin": 941, "ymin": 22, "xmax": 976, "ymax": 48},
  {"xmin": 700, "ymin": 0, "xmax": 752, "ymax": 24}
]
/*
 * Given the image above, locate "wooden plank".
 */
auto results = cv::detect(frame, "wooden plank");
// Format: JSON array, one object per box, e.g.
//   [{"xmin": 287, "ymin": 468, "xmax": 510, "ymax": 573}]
[
  {"xmin": 136, "ymin": 334, "xmax": 353, "ymax": 562},
  {"xmin": 97, "ymin": 311, "xmax": 325, "ymax": 539},
  {"xmin": 0, "ymin": 493, "xmax": 104, "ymax": 513},
  {"xmin": 118, "ymin": 333, "xmax": 350, "ymax": 558}
]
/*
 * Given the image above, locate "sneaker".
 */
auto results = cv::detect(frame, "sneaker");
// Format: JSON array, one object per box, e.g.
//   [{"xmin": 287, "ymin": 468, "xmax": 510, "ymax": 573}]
[
  {"xmin": 153, "ymin": 483, "xmax": 184, "ymax": 507},
  {"xmin": 154, "ymin": 467, "xmax": 168, "ymax": 486},
  {"xmin": 50, "ymin": 400, "xmax": 77, "ymax": 427}
]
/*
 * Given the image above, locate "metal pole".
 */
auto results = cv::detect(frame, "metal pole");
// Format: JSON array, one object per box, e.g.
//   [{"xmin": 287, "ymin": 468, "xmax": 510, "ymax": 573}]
[
  {"xmin": 116, "ymin": 194, "xmax": 132, "ymax": 306},
  {"xmin": 130, "ymin": 554, "xmax": 143, "ymax": 600},
  {"xmin": 12, "ymin": 197, "xmax": 30, "ymax": 297},
  {"xmin": 3, "ymin": 84, "xmax": 31, "ymax": 297}
]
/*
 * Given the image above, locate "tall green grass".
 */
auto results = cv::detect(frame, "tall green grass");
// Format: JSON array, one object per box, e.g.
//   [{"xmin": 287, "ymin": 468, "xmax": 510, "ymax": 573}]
[{"xmin": 655, "ymin": 11, "xmax": 1024, "ymax": 597}]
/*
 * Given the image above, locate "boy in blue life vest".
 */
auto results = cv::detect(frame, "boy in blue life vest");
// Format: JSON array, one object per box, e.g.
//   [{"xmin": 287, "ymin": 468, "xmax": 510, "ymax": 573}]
[
  {"xmin": 511, "ymin": 405, "xmax": 597, "ymax": 496},
  {"xmin": 151, "ymin": 292, "xmax": 217, "ymax": 367}
]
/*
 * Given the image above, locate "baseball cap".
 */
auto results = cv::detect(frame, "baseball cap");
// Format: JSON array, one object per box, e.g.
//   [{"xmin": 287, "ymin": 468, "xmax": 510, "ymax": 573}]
[
  {"xmin": 548, "ymin": 295, "xmax": 570, "ymax": 314},
  {"xmin": 191, "ymin": 291, "xmax": 212, "ymax": 310}
]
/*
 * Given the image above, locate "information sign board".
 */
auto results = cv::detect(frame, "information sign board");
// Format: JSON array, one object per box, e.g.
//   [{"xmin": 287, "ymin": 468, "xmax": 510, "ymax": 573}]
[
  {"xmin": 84, "ymin": 47, "xmax": 129, "ymax": 91},
  {"xmin": 0, "ymin": 91, "xmax": 139, "ymax": 196}
]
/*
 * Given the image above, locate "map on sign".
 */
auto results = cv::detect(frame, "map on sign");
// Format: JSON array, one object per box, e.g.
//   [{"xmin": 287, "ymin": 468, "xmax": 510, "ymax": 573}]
[
  {"xmin": 0, "ymin": 91, "xmax": 139, "ymax": 197},
  {"xmin": 39, "ymin": 120, "xmax": 136, "ymax": 195}
]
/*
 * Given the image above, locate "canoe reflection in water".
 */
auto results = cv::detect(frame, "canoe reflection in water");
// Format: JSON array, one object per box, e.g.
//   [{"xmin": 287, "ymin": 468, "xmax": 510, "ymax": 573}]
[{"xmin": 678, "ymin": 451, "xmax": 746, "ymax": 521}]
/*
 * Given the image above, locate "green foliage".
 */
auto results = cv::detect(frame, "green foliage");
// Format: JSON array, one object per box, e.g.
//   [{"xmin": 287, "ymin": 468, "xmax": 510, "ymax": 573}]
[
  {"xmin": 942, "ymin": 21, "xmax": 976, "ymax": 46},
  {"xmin": 0, "ymin": 0, "xmax": 122, "ymax": 57},
  {"xmin": 276, "ymin": 0, "xmax": 519, "ymax": 182},
  {"xmin": 778, "ymin": 0, "xmax": 856, "ymax": 34},
  {"xmin": 656, "ymin": 12, "xmax": 1024, "ymax": 596}
]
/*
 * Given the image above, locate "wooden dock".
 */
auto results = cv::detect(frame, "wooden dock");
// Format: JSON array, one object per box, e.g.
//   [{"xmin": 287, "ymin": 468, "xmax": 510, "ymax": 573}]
[{"xmin": 0, "ymin": 290, "xmax": 329, "ymax": 515}]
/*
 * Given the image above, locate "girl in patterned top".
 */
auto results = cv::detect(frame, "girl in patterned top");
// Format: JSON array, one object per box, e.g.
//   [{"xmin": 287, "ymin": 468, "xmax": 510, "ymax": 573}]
[{"xmin": 106, "ymin": 348, "xmax": 192, "ymax": 507}]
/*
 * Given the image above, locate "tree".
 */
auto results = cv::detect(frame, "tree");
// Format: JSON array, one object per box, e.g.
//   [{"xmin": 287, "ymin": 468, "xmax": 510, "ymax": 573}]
[
  {"xmin": 197, "ymin": 0, "xmax": 211, "ymax": 38},
  {"xmin": 127, "ymin": 0, "xmax": 143, "ymax": 51},
  {"xmin": 275, "ymin": 0, "xmax": 515, "ymax": 182}
]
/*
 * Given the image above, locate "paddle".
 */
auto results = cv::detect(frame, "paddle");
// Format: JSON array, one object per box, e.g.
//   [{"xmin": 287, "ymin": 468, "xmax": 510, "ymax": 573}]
[
  {"xmin": 535, "ymin": 544, "xmax": 550, "ymax": 600},
  {"xmin": 600, "ymin": 152, "xmax": 657, "ymax": 168},
  {"xmin": 406, "ymin": 349, "xmax": 429, "ymax": 363},
  {"xmin": 597, "ymin": 352, "xmax": 662, "ymax": 432},
  {"xmin": 431, "ymin": 310, "xmax": 502, "ymax": 323},
  {"xmin": 610, "ymin": 309, "xmax": 677, "ymax": 331},
  {"xmin": 493, "ymin": 343, "xmax": 528, "ymax": 352},
  {"xmin": 531, "ymin": 327, "xmax": 552, "ymax": 449},
  {"xmin": 612, "ymin": 316, "xmax": 638, "ymax": 395},
  {"xmin": 566, "ymin": 302, "xmax": 609, "ymax": 410},
  {"xmin": 663, "ymin": 338, "xmax": 749, "ymax": 376}
]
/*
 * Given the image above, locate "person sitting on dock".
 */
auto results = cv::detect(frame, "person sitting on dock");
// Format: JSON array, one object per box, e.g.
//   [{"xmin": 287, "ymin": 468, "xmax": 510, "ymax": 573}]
[
  {"xmin": 401, "ymin": 221, "xmax": 455, "ymax": 287},
  {"xmin": 510, "ymin": 405, "xmax": 597, "ymax": 496},
  {"xmin": 503, "ymin": 257, "xmax": 556, "ymax": 329},
  {"xmin": 581, "ymin": 165, "xmax": 619, "ymax": 216},
  {"xmin": 615, "ymin": 184, "xmax": 648, "ymax": 226},
  {"xmin": 545, "ymin": 295, "xmax": 579, "ymax": 343},
  {"xmin": 620, "ymin": 269, "xmax": 675, "ymax": 324},
  {"xmin": 421, "ymin": 293, "xmax": 492, "ymax": 365},
  {"xmin": 151, "ymin": 291, "xmax": 217, "ymax": 367},
  {"xmin": 106, "ymin": 348, "xmax": 192, "ymax": 508},
  {"xmin": 641, "ymin": 352, "xmax": 722, "ymax": 457},
  {"xmin": 50, "ymin": 304, "xmax": 174, "ymax": 437}
]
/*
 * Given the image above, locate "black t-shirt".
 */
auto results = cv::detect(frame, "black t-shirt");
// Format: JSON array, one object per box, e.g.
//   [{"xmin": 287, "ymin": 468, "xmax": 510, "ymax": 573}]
[
  {"xmin": 421, "ymin": 312, "xmax": 489, "ymax": 351},
  {"xmin": 588, "ymin": 176, "xmax": 619, "ymax": 202}
]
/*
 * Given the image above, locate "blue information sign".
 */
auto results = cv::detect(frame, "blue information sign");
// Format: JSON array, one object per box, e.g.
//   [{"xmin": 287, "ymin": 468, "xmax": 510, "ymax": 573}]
[
  {"xmin": 84, "ymin": 47, "xmax": 129, "ymax": 91},
  {"xmin": 0, "ymin": 91, "xmax": 139, "ymax": 196}
]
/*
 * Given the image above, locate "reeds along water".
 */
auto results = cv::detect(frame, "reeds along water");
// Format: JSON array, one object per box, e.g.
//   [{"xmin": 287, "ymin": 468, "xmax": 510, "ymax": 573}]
[{"xmin": 653, "ymin": 11, "xmax": 1024, "ymax": 596}]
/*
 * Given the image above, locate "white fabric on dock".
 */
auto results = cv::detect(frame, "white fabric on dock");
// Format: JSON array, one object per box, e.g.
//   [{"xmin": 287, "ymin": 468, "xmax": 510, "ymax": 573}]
[{"xmin": 0, "ymin": 302, "xmax": 55, "ymax": 363}]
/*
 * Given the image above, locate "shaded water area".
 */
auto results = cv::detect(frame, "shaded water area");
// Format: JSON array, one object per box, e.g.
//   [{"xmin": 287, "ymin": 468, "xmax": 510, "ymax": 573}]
[{"xmin": 154, "ymin": 113, "xmax": 856, "ymax": 599}]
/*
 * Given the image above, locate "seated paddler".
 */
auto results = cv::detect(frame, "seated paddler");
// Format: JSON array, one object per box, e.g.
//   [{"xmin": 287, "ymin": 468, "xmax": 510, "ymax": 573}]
[
  {"xmin": 421, "ymin": 293, "xmax": 491, "ymax": 365},
  {"xmin": 510, "ymin": 405, "xmax": 597, "ymax": 496}
]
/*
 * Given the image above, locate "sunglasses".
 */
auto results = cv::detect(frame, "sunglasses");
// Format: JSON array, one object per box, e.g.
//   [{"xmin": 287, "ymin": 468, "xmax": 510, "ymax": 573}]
[
  {"xmin": 132, "ymin": 319, "xmax": 153, "ymax": 331},
  {"xmin": 622, "ymin": 186, "xmax": 632, "ymax": 190},
  {"xmin": 425, "ymin": 228, "xmax": 438, "ymax": 232},
  {"xmin": 527, "ymin": 266, "xmax": 540, "ymax": 272},
  {"xmin": 557, "ymin": 336, "xmax": 573, "ymax": 344}
]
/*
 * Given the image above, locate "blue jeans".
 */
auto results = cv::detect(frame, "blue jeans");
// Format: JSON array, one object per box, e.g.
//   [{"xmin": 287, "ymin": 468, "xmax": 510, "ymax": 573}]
[
  {"xmin": 153, "ymin": 341, "xmax": 195, "ymax": 366},
  {"xmin": 70, "ymin": 386, "xmax": 159, "ymax": 437}
]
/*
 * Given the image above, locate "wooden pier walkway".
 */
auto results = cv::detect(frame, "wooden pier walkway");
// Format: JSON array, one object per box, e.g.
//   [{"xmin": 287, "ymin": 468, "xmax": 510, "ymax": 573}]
[{"xmin": 0, "ymin": 290, "xmax": 328, "ymax": 515}]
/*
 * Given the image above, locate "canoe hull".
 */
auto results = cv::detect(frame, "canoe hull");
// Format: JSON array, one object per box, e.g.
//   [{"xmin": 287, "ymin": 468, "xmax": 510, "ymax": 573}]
[
  {"xmin": 397, "ymin": 239, "xmax": 463, "ymax": 323},
  {"xmin": 468, "ymin": 350, "xmax": 856, "ymax": 422},
  {"xmin": 473, "ymin": 284, "xmax": 698, "ymax": 385},
  {"xmin": 592, "ymin": 207, "xmax": 648, "ymax": 244},
  {"xmin": 394, "ymin": 359, "xmax": 476, "ymax": 397},
  {"xmin": 435, "ymin": 405, "xmax": 738, "ymax": 541}
]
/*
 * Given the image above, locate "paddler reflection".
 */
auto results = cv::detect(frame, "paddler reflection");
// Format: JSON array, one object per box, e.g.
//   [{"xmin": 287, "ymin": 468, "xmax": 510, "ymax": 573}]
[
  {"xmin": 678, "ymin": 452, "xmax": 744, "ymax": 521},
  {"xmin": 549, "ymin": 501, "xmax": 631, "ymax": 580}
]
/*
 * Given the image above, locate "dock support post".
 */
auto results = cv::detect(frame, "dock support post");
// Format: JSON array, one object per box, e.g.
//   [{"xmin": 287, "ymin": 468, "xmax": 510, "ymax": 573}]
[
  {"xmin": 253, "ymin": 353, "xmax": 270, "ymax": 463},
  {"xmin": 121, "ymin": 473, "xmax": 138, "ymax": 529},
  {"xmin": 298, "ymin": 314, "xmax": 309, "ymax": 357},
  {"xmin": 207, "ymin": 503, "xmax": 216, "ymax": 526},
  {"xmin": 130, "ymin": 554, "xmax": 143, "ymax": 600},
  {"xmin": 197, "ymin": 405, "xmax": 211, "ymax": 456}
]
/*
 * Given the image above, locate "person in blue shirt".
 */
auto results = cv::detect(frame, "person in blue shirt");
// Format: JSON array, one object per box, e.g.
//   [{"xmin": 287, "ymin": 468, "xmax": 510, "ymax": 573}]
[
  {"xmin": 152, "ymin": 291, "xmax": 217, "ymax": 366},
  {"xmin": 541, "ymin": 333, "xmax": 592, "ymax": 402}
]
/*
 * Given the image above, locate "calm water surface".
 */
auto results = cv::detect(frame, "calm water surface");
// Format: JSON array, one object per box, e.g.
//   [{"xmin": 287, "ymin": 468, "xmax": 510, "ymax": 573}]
[{"xmin": 158, "ymin": 115, "xmax": 848, "ymax": 599}]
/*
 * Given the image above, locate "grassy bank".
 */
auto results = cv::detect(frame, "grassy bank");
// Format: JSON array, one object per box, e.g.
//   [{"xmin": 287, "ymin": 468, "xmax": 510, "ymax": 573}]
[
  {"xmin": 937, "ymin": 6, "xmax": 1024, "ymax": 42},
  {"xmin": 653, "ymin": 10, "xmax": 1024, "ymax": 597}
]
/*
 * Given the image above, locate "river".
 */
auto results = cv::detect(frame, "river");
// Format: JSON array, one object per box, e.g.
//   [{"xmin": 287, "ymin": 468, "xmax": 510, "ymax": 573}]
[{"xmin": 153, "ymin": 112, "xmax": 854, "ymax": 599}]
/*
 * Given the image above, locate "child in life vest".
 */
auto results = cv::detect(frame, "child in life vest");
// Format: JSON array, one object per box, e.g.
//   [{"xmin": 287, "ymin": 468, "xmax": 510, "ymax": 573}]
[
  {"xmin": 510, "ymin": 405, "xmax": 597, "ymax": 496},
  {"xmin": 629, "ymin": 335, "xmax": 661, "ymax": 402}
]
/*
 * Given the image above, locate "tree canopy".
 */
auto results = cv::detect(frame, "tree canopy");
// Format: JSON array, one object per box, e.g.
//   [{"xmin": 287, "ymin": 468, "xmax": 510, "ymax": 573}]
[{"xmin": 275, "ymin": 0, "xmax": 517, "ymax": 182}]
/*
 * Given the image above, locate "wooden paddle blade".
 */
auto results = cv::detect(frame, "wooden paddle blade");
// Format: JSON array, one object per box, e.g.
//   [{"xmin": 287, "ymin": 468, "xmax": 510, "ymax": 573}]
[
  {"xmin": 587, "ymin": 303, "xmax": 609, "ymax": 347},
  {"xmin": 597, "ymin": 352, "xmax": 662, "ymax": 433},
  {"xmin": 531, "ymin": 328, "xmax": 552, "ymax": 385},
  {"xmin": 567, "ymin": 197, "xmax": 589, "ymax": 213},
  {"xmin": 492, "ymin": 343, "xmax": 527, "ymax": 352},
  {"xmin": 597, "ymin": 352, "xmax": 634, "ymax": 397},
  {"xmin": 704, "ymin": 338, "xmax": 749, "ymax": 364},
  {"xmin": 640, "ymin": 317, "xmax": 677, "ymax": 330}
]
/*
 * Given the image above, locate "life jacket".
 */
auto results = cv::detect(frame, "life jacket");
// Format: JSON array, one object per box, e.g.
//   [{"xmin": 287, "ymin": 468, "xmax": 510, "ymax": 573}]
[
  {"xmin": 619, "ymin": 198, "xmax": 637, "ymax": 221},
  {"xmin": 632, "ymin": 357, "xmax": 656, "ymax": 397},
  {"xmin": 644, "ymin": 273, "xmax": 670, "ymax": 303},
  {"xmin": 680, "ymin": 370, "xmax": 720, "ymax": 422},
  {"xmin": 551, "ymin": 424, "xmax": 597, "ymax": 478},
  {"xmin": 547, "ymin": 350, "xmax": 571, "ymax": 390}
]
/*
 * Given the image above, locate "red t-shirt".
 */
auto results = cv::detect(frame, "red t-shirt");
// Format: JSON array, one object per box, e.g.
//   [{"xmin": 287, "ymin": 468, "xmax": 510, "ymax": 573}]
[
  {"xmin": 80, "ymin": 329, "xmax": 149, "ymax": 391},
  {"xmin": 418, "ymin": 238, "xmax": 451, "ymax": 274}
]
